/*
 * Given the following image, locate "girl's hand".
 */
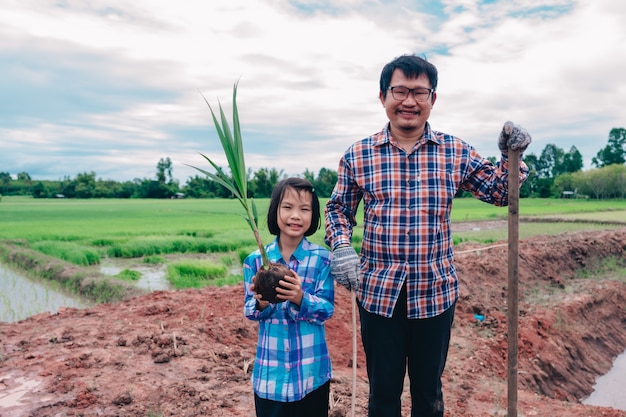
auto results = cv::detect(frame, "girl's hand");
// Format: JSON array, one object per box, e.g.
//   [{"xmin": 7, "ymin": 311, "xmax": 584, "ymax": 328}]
[
  {"xmin": 276, "ymin": 270, "xmax": 304, "ymax": 306},
  {"xmin": 250, "ymin": 277, "xmax": 270, "ymax": 310}
]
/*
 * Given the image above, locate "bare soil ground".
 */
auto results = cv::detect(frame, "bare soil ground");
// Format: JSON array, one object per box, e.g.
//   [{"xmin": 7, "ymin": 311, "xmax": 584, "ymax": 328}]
[{"xmin": 1, "ymin": 227, "xmax": 625, "ymax": 417}]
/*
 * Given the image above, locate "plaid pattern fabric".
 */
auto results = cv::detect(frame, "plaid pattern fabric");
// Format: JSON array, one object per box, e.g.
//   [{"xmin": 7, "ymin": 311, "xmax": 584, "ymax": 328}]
[
  {"xmin": 325, "ymin": 123, "xmax": 528, "ymax": 319},
  {"xmin": 244, "ymin": 238, "xmax": 334, "ymax": 402}
]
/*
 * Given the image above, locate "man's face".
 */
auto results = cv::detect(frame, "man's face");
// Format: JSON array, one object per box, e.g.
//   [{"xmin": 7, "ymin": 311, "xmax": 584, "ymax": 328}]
[{"xmin": 379, "ymin": 70, "xmax": 437, "ymax": 136}]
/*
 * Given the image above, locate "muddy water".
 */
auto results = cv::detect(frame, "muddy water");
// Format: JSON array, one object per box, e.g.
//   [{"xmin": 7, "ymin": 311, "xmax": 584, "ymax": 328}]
[
  {"xmin": 0, "ymin": 263, "xmax": 88, "ymax": 323},
  {"xmin": 99, "ymin": 264, "xmax": 171, "ymax": 291},
  {"xmin": 582, "ymin": 349, "xmax": 626, "ymax": 411}
]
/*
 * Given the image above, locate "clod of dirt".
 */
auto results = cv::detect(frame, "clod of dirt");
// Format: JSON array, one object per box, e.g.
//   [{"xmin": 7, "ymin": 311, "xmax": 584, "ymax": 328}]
[{"xmin": 254, "ymin": 262, "xmax": 293, "ymax": 304}]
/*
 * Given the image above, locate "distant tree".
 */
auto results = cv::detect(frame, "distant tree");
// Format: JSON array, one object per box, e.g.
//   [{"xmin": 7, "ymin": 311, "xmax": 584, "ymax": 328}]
[
  {"xmin": 571, "ymin": 164, "xmax": 626, "ymax": 199},
  {"xmin": 118, "ymin": 181, "xmax": 138, "ymax": 198},
  {"xmin": 31, "ymin": 182, "xmax": 49, "ymax": 198},
  {"xmin": 249, "ymin": 168, "xmax": 284, "ymax": 198},
  {"xmin": 94, "ymin": 179, "xmax": 125, "ymax": 198},
  {"xmin": 184, "ymin": 175, "xmax": 215, "ymax": 198},
  {"xmin": 156, "ymin": 157, "xmax": 174, "ymax": 184},
  {"xmin": 553, "ymin": 173, "xmax": 576, "ymax": 196},
  {"xmin": 134, "ymin": 179, "xmax": 172, "ymax": 198},
  {"xmin": 313, "ymin": 168, "xmax": 338, "ymax": 198},
  {"xmin": 522, "ymin": 144, "xmax": 583, "ymax": 198},
  {"xmin": 250, "ymin": 168, "xmax": 271, "ymax": 198},
  {"xmin": 519, "ymin": 153, "xmax": 538, "ymax": 197},
  {"xmin": 562, "ymin": 146, "xmax": 584, "ymax": 173},
  {"xmin": 58, "ymin": 175, "xmax": 76, "ymax": 198},
  {"xmin": 74, "ymin": 172, "xmax": 97, "ymax": 198},
  {"xmin": 537, "ymin": 144, "xmax": 565, "ymax": 179},
  {"xmin": 302, "ymin": 169, "xmax": 316, "ymax": 185},
  {"xmin": 0, "ymin": 172, "xmax": 11, "ymax": 195},
  {"xmin": 592, "ymin": 128, "xmax": 626, "ymax": 168},
  {"xmin": 152, "ymin": 157, "xmax": 180, "ymax": 197}
]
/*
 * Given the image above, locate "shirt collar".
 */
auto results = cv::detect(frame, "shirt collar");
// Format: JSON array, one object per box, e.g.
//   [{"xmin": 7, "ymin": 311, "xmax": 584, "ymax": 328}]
[
  {"xmin": 375, "ymin": 122, "xmax": 443, "ymax": 147},
  {"xmin": 266, "ymin": 237, "xmax": 308, "ymax": 263}
]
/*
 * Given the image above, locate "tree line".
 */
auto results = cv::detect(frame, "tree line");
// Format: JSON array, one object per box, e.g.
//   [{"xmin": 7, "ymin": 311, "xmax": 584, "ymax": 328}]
[{"xmin": 1, "ymin": 128, "xmax": 625, "ymax": 200}]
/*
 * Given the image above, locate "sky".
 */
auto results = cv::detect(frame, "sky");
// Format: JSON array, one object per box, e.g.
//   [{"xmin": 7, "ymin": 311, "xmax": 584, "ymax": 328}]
[{"xmin": 1, "ymin": 0, "xmax": 625, "ymax": 183}]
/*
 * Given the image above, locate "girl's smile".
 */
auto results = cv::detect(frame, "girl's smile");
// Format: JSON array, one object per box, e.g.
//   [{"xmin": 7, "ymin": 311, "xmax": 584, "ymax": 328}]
[{"xmin": 277, "ymin": 187, "xmax": 313, "ymax": 241}]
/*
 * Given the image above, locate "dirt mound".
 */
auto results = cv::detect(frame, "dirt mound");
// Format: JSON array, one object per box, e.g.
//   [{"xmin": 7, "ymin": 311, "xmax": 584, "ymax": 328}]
[{"xmin": 1, "ymin": 229, "xmax": 625, "ymax": 417}]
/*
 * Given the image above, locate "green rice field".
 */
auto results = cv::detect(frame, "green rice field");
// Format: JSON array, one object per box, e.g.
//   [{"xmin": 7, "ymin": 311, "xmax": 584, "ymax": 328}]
[{"xmin": 0, "ymin": 196, "xmax": 625, "ymax": 301}]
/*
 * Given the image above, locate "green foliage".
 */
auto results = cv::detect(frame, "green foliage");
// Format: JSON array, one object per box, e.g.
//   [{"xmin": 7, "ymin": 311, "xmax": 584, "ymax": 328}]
[
  {"xmin": 3, "ymin": 127, "xmax": 625, "ymax": 201},
  {"xmin": 523, "ymin": 144, "xmax": 584, "ymax": 197},
  {"xmin": 189, "ymin": 82, "xmax": 271, "ymax": 266},
  {"xmin": 106, "ymin": 235, "xmax": 249, "ymax": 258},
  {"xmin": 0, "ymin": 243, "xmax": 138, "ymax": 303},
  {"xmin": 303, "ymin": 168, "xmax": 340, "ymax": 198},
  {"xmin": 115, "ymin": 269, "xmax": 142, "ymax": 282},
  {"xmin": 166, "ymin": 260, "xmax": 228, "ymax": 289},
  {"xmin": 1, "ymin": 196, "xmax": 625, "ymax": 305},
  {"xmin": 143, "ymin": 255, "xmax": 165, "ymax": 264},
  {"xmin": 31, "ymin": 241, "xmax": 100, "ymax": 266},
  {"xmin": 250, "ymin": 167, "xmax": 285, "ymax": 198},
  {"xmin": 575, "ymin": 256, "xmax": 626, "ymax": 281},
  {"xmin": 592, "ymin": 127, "xmax": 626, "ymax": 168},
  {"xmin": 557, "ymin": 164, "xmax": 626, "ymax": 199},
  {"xmin": 238, "ymin": 246, "xmax": 259, "ymax": 264}
]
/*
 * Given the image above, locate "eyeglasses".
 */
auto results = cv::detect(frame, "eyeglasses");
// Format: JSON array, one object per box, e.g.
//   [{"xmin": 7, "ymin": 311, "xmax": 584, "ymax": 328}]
[{"xmin": 387, "ymin": 86, "xmax": 434, "ymax": 102}]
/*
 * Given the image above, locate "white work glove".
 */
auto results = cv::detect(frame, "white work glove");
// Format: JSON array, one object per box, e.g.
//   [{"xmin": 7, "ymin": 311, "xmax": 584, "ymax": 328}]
[
  {"xmin": 331, "ymin": 246, "xmax": 360, "ymax": 291},
  {"xmin": 498, "ymin": 121, "xmax": 532, "ymax": 156}
]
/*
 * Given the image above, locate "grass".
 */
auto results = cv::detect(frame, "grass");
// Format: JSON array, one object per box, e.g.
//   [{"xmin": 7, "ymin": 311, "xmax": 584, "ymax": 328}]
[
  {"xmin": 575, "ymin": 256, "xmax": 626, "ymax": 282},
  {"xmin": 31, "ymin": 240, "xmax": 101, "ymax": 266},
  {"xmin": 450, "ymin": 197, "xmax": 626, "ymax": 221},
  {"xmin": 115, "ymin": 269, "xmax": 142, "ymax": 282},
  {"xmin": 166, "ymin": 259, "xmax": 230, "ymax": 289},
  {"xmin": 453, "ymin": 221, "xmax": 626, "ymax": 245},
  {"xmin": 1, "ymin": 196, "xmax": 625, "ymax": 296}
]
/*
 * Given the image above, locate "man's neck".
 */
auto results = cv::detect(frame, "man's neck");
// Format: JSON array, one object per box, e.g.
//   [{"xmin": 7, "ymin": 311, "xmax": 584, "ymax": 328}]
[{"xmin": 390, "ymin": 125, "xmax": 425, "ymax": 152}]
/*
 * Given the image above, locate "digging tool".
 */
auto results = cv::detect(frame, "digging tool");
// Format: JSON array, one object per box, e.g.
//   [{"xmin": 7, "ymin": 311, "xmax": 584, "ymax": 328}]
[
  {"xmin": 507, "ymin": 149, "xmax": 521, "ymax": 417},
  {"xmin": 351, "ymin": 290, "xmax": 357, "ymax": 417}
]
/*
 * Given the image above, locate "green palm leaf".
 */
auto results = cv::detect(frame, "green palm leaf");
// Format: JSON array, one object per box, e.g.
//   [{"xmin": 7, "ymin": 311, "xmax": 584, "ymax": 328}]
[{"xmin": 188, "ymin": 82, "xmax": 270, "ymax": 267}]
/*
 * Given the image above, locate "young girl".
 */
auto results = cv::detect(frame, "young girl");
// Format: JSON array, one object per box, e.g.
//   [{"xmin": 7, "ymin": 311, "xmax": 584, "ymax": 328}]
[{"xmin": 244, "ymin": 177, "xmax": 334, "ymax": 417}]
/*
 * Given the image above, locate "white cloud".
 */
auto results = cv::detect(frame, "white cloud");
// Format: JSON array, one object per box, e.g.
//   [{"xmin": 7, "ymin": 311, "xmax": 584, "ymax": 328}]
[{"xmin": 1, "ymin": 0, "xmax": 624, "ymax": 182}]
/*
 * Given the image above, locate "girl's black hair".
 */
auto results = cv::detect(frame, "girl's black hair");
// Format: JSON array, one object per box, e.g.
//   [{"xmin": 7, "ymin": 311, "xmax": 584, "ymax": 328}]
[{"xmin": 267, "ymin": 177, "xmax": 320, "ymax": 237}]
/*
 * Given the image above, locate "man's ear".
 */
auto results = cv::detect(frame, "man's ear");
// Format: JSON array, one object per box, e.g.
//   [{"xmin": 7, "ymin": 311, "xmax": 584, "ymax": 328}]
[{"xmin": 379, "ymin": 91, "xmax": 386, "ymax": 107}]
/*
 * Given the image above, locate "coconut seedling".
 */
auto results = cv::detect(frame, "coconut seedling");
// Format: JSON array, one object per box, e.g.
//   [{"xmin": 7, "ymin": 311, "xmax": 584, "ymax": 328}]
[{"xmin": 190, "ymin": 82, "xmax": 291, "ymax": 303}]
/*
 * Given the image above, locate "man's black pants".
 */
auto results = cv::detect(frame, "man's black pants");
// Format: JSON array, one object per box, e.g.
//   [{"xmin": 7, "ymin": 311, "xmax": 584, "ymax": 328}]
[{"xmin": 359, "ymin": 285, "xmax": 455, "ymax": 417}]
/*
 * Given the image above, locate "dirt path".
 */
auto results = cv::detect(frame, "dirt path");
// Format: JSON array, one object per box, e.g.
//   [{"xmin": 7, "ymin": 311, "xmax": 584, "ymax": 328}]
[{"xmin": 1, "ymin": 228, "xmax": 625, "ymax": 417}]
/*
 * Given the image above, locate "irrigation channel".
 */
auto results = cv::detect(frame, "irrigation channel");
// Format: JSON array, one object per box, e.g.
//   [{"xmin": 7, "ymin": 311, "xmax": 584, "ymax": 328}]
[{"xmin": 0, "ymin": 262, "xmax": 624, "ymax": 411}]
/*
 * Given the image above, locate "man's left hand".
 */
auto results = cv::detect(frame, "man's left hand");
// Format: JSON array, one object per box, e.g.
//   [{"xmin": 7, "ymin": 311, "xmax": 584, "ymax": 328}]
[{"xmin": 498, "ymin": 121, "xmax": 532, "ymax": 155}]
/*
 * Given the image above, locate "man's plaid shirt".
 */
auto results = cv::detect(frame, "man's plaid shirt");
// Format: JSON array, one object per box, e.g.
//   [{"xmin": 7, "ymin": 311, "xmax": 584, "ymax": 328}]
[{"xmin": 325, "ymin": 122, "xmax": 529, "ymax": 319}]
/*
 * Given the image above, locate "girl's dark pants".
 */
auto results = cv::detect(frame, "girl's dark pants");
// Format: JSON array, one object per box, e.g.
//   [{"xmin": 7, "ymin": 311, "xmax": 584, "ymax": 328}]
[
  {"xmin": 254, "ymin": 380, "xmax": 330, "ymax": 417},
  {"xmin": 359, "ymin": 284, "xmax": 455, "ymax": 417}
]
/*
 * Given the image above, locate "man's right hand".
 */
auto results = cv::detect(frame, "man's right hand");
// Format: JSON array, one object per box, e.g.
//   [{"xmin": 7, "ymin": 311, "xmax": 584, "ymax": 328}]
[{"xmin": 331, "ymin": 246, "xmax": 360, "ymax": 291}]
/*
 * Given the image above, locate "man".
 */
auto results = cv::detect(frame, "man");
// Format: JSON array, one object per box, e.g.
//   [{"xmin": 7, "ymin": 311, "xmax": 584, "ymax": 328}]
[{"xmin": 324, "ymin": 54, "xmax": 530, "ymax": 417}]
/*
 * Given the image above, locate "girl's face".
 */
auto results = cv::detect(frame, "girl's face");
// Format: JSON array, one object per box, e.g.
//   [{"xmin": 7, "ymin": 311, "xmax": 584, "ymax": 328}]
[{"xmin": 277, "ymin": 187, "xmax": 312, "ymax": 239}]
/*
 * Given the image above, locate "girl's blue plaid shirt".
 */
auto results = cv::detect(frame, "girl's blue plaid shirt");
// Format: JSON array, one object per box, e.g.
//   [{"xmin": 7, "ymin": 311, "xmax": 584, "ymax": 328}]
[{"xmin": 243, "ymin": 237, "xmax": 334, "ymax": 402}]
